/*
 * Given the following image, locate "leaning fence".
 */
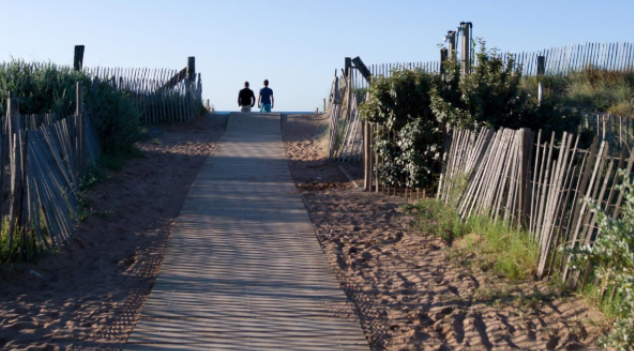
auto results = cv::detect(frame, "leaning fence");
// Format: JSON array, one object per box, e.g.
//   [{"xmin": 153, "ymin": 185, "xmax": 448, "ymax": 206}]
[
  {"xmin": 0, "ymin": 86, "xmax": 100, "ymax": 262},
  {"xmin": 437, "ymin": 126, "xmax": 631, "ymax": 294},
  {"xmin": 327, "ymin": 70, "xmax": 365, "ymax": 162},
  {"xmin": 85, "ymin": 65, "xmax": 203, "ymax": 124}
]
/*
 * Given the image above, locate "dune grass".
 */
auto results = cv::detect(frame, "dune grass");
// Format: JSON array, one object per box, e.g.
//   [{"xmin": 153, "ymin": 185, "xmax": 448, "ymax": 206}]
[
  {"xmin": 406, "ymin": 199, "xmax": 538, "ymax": 281},
  {"xmin": 521, "ymin": 69, "xmax": 634, "ymax": 116}
]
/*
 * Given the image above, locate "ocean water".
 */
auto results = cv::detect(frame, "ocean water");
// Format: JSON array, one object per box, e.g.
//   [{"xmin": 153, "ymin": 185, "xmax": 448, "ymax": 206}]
[{"xmin": 212, "ymin": 111, "xmax": 316, "ymax": 115}]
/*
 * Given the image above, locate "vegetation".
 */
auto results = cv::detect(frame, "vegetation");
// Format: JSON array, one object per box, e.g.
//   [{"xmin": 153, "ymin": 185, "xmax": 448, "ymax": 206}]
[
  {"xmin": 522, "ymin": 70, "xmax": 634, "ymax": 116},
  {"xmin": 564, "ymin": 171, "xmax": 634, "ymax": 350},
  {"xmin": 405, "ymin": 199, "xmax": 538, "ymax": 281},
  {"xmin": 431, "ymin": 41, "xmax": 581, "ymax": 135},
  {"xmin": 0, "ymin": 59, "xmax": 143, "ymax": 159},
  {"xmin": 360, "ymin": 69, "xmax": 443, "ymax": 188},
  {"xmin": 360, "ymin": 39, "xmax": 581, "ymax": 190}
]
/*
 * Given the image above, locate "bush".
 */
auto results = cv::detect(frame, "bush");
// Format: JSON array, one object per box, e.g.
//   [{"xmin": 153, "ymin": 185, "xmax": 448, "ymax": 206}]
[
  {"xmin": 361, "ymin": 39, "xmax": 582, "ymax": 191},
  {"xmin": 360, "ymin": 68, "xmax": 444, "ymax": 188},
  {"xmin": 84, "ymin": 79, "xmax": 142, "ymax": 157},
  {"xmin": 430, "ymin": 40, "xmax": 581, "ymax": 136}
]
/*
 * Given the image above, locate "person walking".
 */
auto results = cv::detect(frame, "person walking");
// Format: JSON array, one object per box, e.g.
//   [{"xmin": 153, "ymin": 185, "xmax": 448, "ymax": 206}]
[
  {"xmin": 258, "ymin": 79, "xmax": 274, "ymax": 113},
  {"xmin": 238, "ymin": 81, "xmax": 255, "ymax": 112}
]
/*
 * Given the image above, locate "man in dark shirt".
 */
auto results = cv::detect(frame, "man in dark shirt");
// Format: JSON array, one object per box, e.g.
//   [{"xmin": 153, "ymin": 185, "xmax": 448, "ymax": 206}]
[
  {"xmin": 238, "ymin": 81, "xmax": 255, "ymax": 112},
  {"xmin": 258, "ymin": 79, "xmax": 274, "ymax": 113}
]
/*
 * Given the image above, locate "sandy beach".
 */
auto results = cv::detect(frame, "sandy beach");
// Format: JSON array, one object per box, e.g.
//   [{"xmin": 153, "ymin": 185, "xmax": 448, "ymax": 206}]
[{"xmin": 0, "ymin": 113, "xmax": 610, "ymax": 350}]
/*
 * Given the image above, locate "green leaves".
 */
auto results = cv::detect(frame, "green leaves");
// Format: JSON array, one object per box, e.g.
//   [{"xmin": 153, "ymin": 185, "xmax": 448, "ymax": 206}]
[
  {"xmin": 565, "ymin": 172, "xmax": 634, "ymax": 350},
  {"xmin": 361, "ymin": 68, "xmax": 443, "ymax": 189},
  {"xmin": 360, "ymin": 39, "xmax": 583, "ymax": 192}
]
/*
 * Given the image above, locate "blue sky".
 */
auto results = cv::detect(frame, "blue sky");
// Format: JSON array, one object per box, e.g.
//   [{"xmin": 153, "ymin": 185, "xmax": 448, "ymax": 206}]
[{"xmin": 1, "ymin": 0, "xmax": 633, "ymax": 111}]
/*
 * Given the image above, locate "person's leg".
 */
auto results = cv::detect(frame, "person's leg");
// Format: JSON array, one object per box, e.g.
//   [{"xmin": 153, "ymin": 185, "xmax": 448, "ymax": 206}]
[{"xmin": 264, "ymin": 104, "xmax": 272, "ymax": 113}]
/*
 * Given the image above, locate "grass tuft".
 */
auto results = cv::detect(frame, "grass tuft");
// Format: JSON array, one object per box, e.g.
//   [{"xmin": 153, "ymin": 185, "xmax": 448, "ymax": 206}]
[{"xmin": 407, "ymin": 200, "xmax": 538, "ymax": 281}]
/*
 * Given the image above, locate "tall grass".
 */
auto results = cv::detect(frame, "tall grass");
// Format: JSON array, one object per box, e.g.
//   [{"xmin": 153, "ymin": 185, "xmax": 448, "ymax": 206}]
[
  {"xmin": 0, "ymin": 59, "xmax": 142, "ymax": 159},
  {"xmin": 406, "ymin": 199, "xmax": 538, "ymax": 281},
  {"xmin": 522, "ymin": 69, "xmax": 634, "ymax": 116}
]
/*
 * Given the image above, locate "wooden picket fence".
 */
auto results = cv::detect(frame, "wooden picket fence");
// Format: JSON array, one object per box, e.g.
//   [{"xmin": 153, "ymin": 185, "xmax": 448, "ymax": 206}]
[
  {"xmin": 349, "ymin": 61, "xmax": 441, "ymax": 90},
  {"xmin": 359, "ymin": 42, "xmax": 634, "ymax": 84},
  {"xmin": 502, "ymin": 42, "xmax": 634, "ymax": 76},
  {"xmin": 0, "ymin": 87, "xmax": 100, "ymax": 262},
  {"xmin": 583, "ymin": 114, "xmax": 634, "ymax": 154},
  {"xmin": 437, "ymin": 126, "xmax": 632, "ymax": 290},
  {"xmin": 327, "ymin": 70, "xmax": 365, "ymax": 162},
  {"xmin": 84, "ymin": 64, "xmax": 203, "ymax": 124}
]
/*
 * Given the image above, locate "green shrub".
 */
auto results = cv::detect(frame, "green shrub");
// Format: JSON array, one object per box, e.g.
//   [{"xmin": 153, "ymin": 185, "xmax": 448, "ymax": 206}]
[
  {"xmin": 361, "ymin": 39, "xmax": 582, "ymax": 190},
  {"xmin": 360, "ymin": 68, "xmax": 444, "ymax": 188},
  {"xmin": 431, "ymin": 40, "xmax": 581, "ymax": 136},
  {"xmin": 84, "ymin": 79, "xmax": 142, "ymax": 156}
]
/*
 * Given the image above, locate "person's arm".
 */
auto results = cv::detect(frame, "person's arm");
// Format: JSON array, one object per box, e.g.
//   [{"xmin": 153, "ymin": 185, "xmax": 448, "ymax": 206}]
[
  {"xmin": 238, "ymin": 91, "xmax": 241, "ymax": 106},
  {"xmin": 271, "ymin": 93, "xmax": 274, "ymax": 109},
  {"xmin": 251, "ymin": 91, "xmax": 255, "ymax": 107},
  {"xmin": 257, "ymin": 94, "xmax": 261, "ymax": 108}
]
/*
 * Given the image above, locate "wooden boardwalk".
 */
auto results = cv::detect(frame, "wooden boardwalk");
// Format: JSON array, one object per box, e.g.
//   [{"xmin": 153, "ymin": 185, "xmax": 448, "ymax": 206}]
[{"xmin": 125, "ymin": 113, "xmax": 369, "ymax": 350}]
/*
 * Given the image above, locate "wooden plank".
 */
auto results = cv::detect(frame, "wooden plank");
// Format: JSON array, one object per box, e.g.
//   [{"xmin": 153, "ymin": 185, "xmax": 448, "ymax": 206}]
[{"xmin": 125, "ymin": 112, "xmax": 369, "ymax": 350}]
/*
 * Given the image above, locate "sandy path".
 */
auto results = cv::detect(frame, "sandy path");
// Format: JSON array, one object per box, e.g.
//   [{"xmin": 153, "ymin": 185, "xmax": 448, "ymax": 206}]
[
  {"xmin": 0, "ymin": 114, "xmax": 227, "ymax": 351},
  {"xmin": 282, "ymin": 114, "xmax": 608, "ymax": 350}
]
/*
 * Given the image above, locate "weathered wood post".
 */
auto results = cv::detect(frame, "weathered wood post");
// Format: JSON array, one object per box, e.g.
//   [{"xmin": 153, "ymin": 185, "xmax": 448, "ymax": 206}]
[
  {"xmin": 446, "ymin": 30, "xmax": 457, "ymax": 58},
  {"xmin": 76, "ymin": 82, "xmax": 84, "ymax": 173},
  {"xmin": 344, "ymin": 57, "xmax": 352, "ymax": 79},
  {"xmin": 537, "ymin": 55, "xmax": 546, "ymax": 76},
  {"xmin": 460, "ymin": 22, "xmax": 472, "ymax": 75},
  {"xmin": 440, "ymin": 48, "xmax": 449, "ymax": 75},
  {"xmin": 6, "ymin": 92, "xmax": 24, "ymax": 257},
  {"xmin": 537, "ymin": 55, "xmax": 546, "ymax": 105},
  {"xmin": 363, "ymin": 121, "xmax": 374, "ymax": 192},
  {"xmin": 74, "ymin": 45, "xmax": 85, "ymax": 71},
  {"xmin": 187, "ymin": 57, "xmax": 196, "ymax": 120}
]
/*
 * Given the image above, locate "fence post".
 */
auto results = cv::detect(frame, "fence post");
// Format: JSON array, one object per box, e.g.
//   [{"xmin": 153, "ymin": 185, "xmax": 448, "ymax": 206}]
[
  {"xmin": 446, "ymin": 30, "xmax": 457, "ymax": 58},
  {"xmin": 74, "ymin": 45, "xmax": 85, "ymax": 71},
  {"xmin": 6, "ymin": 92, "xmax": 24, "ymax": 257},
  {"xmin": 186, "ymin": 57, "xmax": 196, "ymax": 121},
  {"xmin": 537, "ymin": 55, "xmax": 546, "ymax": 76},
  {"xmin": 460, "ymin": 22, "xmax": 472, "ymax": 75},
  {"xmin": 440, "ymin": 48, "xmax": 448, "ymax": 75},
  {"xmin": 344, "ymin": 57, "xmax": 352, "ymax": 78},
  {"xmin": 363, "ymin": 120, "xmax": 370, "ymax": 191},
  {"xmin": 76, "ymin": 82, "xmax": 84, "ymax": 173}
]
